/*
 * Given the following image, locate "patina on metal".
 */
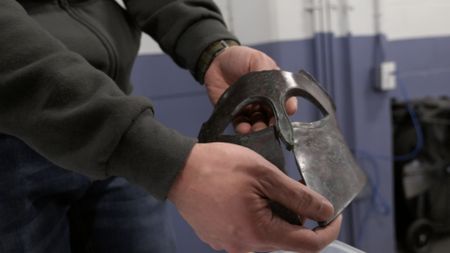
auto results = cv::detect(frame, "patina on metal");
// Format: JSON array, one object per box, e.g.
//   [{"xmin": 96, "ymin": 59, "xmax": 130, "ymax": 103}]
[{"xmin": 198, "ymin": 70, "xmax": 366, "ymax": 226}]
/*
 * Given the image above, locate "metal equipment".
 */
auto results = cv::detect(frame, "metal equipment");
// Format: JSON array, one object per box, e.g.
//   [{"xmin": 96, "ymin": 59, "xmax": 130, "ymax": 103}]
[
  {"xmin": 199, "ymin": 70, "xmax": 367, "ymax": 225},
  {"xmin": 393, "ymin": 97, "xmax": 450, "ymax": 253}
]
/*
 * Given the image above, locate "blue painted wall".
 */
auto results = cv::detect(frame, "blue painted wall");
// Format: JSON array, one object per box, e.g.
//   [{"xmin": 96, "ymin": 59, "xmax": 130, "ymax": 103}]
[{"xmin": 131, "ymin": 35, "xmax": 450, "ymax": 253}]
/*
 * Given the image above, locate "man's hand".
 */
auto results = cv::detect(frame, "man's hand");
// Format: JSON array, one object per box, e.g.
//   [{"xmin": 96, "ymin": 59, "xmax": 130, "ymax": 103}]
[
  {"xmin": 169, "ymin": 143, "xmax": 342, "ymax": 253},
  {"xmin": 204, "ymin": 46, "xmax": 297, "ymax": 134}
]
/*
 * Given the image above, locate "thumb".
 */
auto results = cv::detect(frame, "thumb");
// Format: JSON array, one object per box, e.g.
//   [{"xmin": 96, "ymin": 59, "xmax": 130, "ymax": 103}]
[{"xmin": 260, "ymin": 170, "xmax": 334, "ymax": 222}]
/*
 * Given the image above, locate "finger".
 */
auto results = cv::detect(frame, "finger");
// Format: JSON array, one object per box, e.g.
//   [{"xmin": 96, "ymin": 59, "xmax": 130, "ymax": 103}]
[
  {"xmin": 235, "ymin": 104, "xmax": 256, "ymax": 119},
  {"xmin": 251, "ymin": 121, "xmax": 268, "ymax": 132},
  {"xmin": 259, "ymin": 104, "xmax": 275, "ymax": 120},
  {"xmin": 267, "ymin": 215, "xmax": 342, "ymax": 252},
  {"xmin": 244, "ymin": 103, "xmax": 259, "ymax": 116},
  {"xmin": 234, "ymin": 103, "xmax": 273, "ymax": 133},
  {"xmin": 249, "ymin": 111, "xmax": 267, "ymax": 125},
  {"xmin": 260, "ymin": 171, "xmax": 334, "ymax": 222},
  {"xmin": 249, "ymin": 111, "xmax": 268, "ymax": 132},
  {"xmin": 235, "ymin": 122, "xmax": 252, "ymax": 134},
  {"xmin": 233, "ymin": 115, "xmax": 250, "ymax": 126},
  {"xmin": 285, "ymin": 97, "xmax": 298, "ymax": 116}
]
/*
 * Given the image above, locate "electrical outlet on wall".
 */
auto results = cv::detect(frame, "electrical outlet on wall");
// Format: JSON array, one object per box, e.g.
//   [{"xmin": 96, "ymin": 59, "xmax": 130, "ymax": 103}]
[{"xmin": 376, "ymin": 61, "xmax": 397, "ymax": 91}]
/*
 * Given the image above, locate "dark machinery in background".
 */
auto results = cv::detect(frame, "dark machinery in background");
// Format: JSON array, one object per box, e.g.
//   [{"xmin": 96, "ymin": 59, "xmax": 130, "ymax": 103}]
[{"xmin": 393, "ymin": 97, "xmax": 450, "ymax": 253}]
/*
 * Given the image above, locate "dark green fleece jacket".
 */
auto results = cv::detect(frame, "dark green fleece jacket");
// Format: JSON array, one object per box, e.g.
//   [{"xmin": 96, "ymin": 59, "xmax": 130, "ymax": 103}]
[{"xmin": 0, "ymin": 0, "xmax": 237, "ymax": 199}]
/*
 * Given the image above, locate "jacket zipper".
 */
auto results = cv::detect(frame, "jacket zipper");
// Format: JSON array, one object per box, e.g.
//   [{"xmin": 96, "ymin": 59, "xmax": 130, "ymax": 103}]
[{"xmin": 57, "ymin": 0, "xmax": 119, "ymax": 80}]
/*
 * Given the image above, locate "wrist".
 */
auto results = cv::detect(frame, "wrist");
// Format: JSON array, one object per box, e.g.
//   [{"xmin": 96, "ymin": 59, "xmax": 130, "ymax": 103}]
[
  {"xmin": 168, "ymin": 143, "xmax": 203, "ymax": 203},
  {"xmin": 194, "ymin": 39, "xmax": 240, "ymax": 84}
]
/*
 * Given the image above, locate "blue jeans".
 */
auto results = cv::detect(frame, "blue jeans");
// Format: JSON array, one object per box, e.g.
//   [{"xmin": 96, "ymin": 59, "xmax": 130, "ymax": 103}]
[{"xmin": 0, "ymin": 134, "xmax": 175, "ymax": 253}]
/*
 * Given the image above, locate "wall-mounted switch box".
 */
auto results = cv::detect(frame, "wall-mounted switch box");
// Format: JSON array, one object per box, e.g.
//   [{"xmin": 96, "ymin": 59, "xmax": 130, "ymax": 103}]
[{"xmin": 377, "ymin": 61, "xmax": 397, "ymax": 91}]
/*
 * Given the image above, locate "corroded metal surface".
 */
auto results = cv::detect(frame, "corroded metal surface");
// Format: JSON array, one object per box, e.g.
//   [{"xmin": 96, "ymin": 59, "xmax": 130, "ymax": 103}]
[
  {"xmin": 292, "ymin": 119, "xmax": 366, "ymax": 225},
  {"xmin": 198, "ymin": 70, "xmax": 366, "ymax": 226}
]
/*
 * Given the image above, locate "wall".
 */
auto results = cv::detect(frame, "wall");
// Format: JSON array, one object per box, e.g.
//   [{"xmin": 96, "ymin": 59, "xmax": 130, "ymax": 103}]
[{"xmin": 130, "ymin": 1, "xmax": 450, "ymax": 252}]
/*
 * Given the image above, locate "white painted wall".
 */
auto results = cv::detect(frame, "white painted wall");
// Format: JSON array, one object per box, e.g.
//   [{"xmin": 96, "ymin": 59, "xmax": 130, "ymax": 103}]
[
  {"xmin": 135, "ymin": 0, "xmax": 450, "ymax": 55},
  {"xmin": 384, "ymin": 0, "xmax": 450, "ymax": 40},
  {"xmin": 227, "ymin": 0, "xmax": 314, "ymax": 45}
]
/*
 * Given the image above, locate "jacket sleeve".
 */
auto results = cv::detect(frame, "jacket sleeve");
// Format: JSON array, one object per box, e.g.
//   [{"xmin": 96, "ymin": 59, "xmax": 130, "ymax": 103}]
[
  {"xmin": 0, "ymin": 0, "xmax": 195, "ymax": 199},
  {"xmin": 124, "ymin": 0, "xmax": 238, "ymax": 77}
]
